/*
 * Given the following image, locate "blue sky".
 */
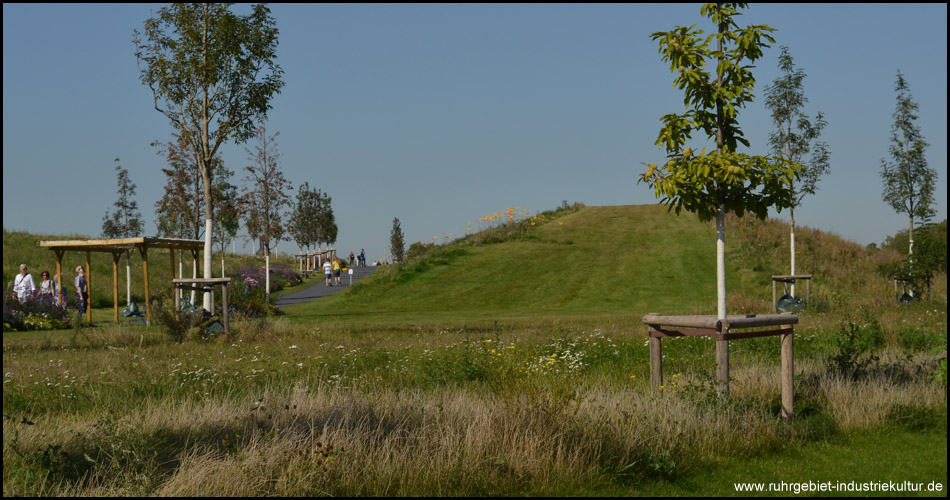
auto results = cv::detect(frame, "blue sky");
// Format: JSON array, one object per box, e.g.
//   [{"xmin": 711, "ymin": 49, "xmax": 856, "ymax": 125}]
[{"xmin": 3, "ymin": 3, "xmax": 947, "ymax": 262}]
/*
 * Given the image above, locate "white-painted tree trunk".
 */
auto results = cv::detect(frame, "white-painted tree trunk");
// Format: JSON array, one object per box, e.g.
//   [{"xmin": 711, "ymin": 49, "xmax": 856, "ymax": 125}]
[
  {"xmin": 221, "ymin": 253, "xmax": 225, "ymax": 278},
  {"xmin": 204, "ymin": 218, "xmax": 213, "ymax": 311},
  {"xmin": 190, "ymin": 257, "xmax": 197, "ymax": 305},
  {"xmin": 126, "ymin": 253, "xmax": 131, "ymax": 305},
  {"xmin": 716, "ymin": 206, "xmax": 727, "ymax": 320},
  {"xmin": 265, "ymin": 250, "xmax": 271, "ymax": 300},
  {"xmin": 790, "ymin": 207, "xmax": 796, "ymax": 297}
]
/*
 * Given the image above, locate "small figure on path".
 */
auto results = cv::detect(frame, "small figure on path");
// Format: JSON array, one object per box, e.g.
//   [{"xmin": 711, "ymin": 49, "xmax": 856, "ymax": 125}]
[
  {"xmin": 75, "ymin": 266, "xmax": 89, "ymax": 313},
  {"xmin": 13, "ymin": 264, "xmax": 36, "ymax": 301},
  {"xmin": 349, "ymin": 251, "xmax": 355, "ymax": 267},
  {"xmin": 323, "ymin": 259, "xmax": 333, "ymax": 287}
]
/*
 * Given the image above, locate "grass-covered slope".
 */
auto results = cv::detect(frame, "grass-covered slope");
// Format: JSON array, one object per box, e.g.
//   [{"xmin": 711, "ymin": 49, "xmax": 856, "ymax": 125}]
[{"xmin": 286, "ymin": 203, "xmax": 928, "ymax": 323}]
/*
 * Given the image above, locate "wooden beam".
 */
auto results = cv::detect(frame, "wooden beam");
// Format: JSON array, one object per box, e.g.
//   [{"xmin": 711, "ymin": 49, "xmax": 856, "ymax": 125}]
[
  {"xmin": 781, "ymin": 328, "xmax": 794, "ymax": 421},
  {"xmin": 140, "ymin": 246, "xmax": 150, "ymax": 325},
  {"xmin": 55, "ymin": 250, "xmax": 64, "ymax": 306},
  {"xmin": 717, "ymin": 320, "xmax": 729, "ymax": 399},
  {"xmin": 86, "ymin": 251, "xmax": 92, "ymax": 325},
  {"xmin": 113, "ymin": 252, "xmax": 121, "ymax": 322}
]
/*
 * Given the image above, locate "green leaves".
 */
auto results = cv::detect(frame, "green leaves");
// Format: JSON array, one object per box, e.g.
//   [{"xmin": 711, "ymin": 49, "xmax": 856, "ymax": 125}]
[
  {"xmin": 641, "ymin": 3, "xmax": 800, "ymax": 223},
  {"xmin": 640, "ymin": 150, "xmax": 801, "ymax": 223}
]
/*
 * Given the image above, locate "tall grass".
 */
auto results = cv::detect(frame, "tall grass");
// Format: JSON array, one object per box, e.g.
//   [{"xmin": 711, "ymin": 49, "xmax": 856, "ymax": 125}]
[{"xmin": 3, "ymin": 309, "xmax": 946, "ymax": 496}]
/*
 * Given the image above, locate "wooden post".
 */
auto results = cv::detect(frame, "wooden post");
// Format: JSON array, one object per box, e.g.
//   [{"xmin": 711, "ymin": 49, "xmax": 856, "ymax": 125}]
[
  {"xmin": 140, "ymin": 246, "xmax": 150, "ymax": 325},
  {"xmin": 716, "ymin": 319, "xmax": 729, "ymax": 398},
  {"xmin": 781, "ymin": 326, "xmax": 794, "ymax": 421},
  {"xmin": 55, "ymin": 250, "xmax": 64, "ymax": 306},
  {"xmin": 221, "ymin": 282, "xmax": 229, "ymax": 334},
  {"xmin": 170, "ymin": 248, "xmax": 176, "ymax": 295},
  {"xmin": 649, "ymin": 329, "xmax": 663, "ymax": 389},
  {"xmin": 112, "ymin": 252, "xmax": 121, "ymax": 322},
  {"xmin": 85, "ymin": 251, "xmax": 92, "ymax": 325},
  {"xmin": 772, "ymin": 280, "xmax": 777, "ymax": 313},
  {"xmin": 806, "ymin": 278, "xmax": 810, "ymax": 307},
  {"xmin": 175, "ymin": 282, "xmax": 181, "ymax": 312}
]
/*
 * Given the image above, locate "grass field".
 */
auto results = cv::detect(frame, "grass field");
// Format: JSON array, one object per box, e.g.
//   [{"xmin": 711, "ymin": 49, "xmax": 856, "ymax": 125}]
[{"xmin": 3, "ymin": 204, "xmax": 946, "ymax": 496}]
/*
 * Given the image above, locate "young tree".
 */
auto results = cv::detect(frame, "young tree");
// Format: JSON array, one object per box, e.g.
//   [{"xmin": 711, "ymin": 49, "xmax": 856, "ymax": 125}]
[
  {"xmin": 135, "ymin": 3, "xmax": 284, "ymax": 310},
  {"xmin": 240, "ymin": 120, "xmax": 293, "ymax": 297},
  {"xmin": 154, "ymin": 134, "xmax": 230, "ymax": 300},
  {"xmin": 763, "ymin": 46, "xmax": 831, "ymax": 297},
  {"xmin": 289, "ymin": 182, "xmax": 319, "ymax": 253},
  {"xmin": 880, "ymin": 71, "xmax": 937, "ymax": 273},
  {"xmin": 639, "ymin": 3, "xmax": 801, "ymax": 395},
  {"xmin": 102, "ymin": 158, "xmax": 144, "ymax": 305},
  {"xmin": 213, "ymin": 168, "xmax": 241, "ymax": 277},
  {"xmin": 390, "ymin": 218, "xmax": 405, "ymax": 263}
]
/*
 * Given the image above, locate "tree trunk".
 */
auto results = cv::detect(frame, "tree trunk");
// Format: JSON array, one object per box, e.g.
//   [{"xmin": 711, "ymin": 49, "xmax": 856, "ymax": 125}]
[
  {"xmin": 265, "ymin": 246, "xmax": 271, "ymax": 300},
  {"xmin": 908, "ymin": 214, "xmax": 915, "ymax": 297},
  {"xmin": 790, "ymin": 206, "xmax": 796, "ymax": 297},
  {"xmin": 716, "ymin": 206, "xmax": 727, "ymax": 320},
  {"xmin": 126, "ymin": 251, "xmax": 132, "ymax": 306}
]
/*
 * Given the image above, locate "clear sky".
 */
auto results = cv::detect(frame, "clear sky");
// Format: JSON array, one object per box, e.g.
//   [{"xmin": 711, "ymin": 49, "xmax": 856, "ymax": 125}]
[{"xmin": 3, "ymin": 3, "xmax": 947, "ymax": 262}]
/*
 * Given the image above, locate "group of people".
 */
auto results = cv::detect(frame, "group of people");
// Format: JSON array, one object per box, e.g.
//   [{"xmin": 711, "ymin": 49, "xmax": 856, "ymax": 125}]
[
  {"xmin": 323, "ymin": 249, "xmax": 371, "ymax": 287},
  {"xmin": 322, "ymin": 257, "xmax": 343, "ymax": 287},
  {"xmin": 11, "ymin": 263, "xmax": 90, "ymax": 313}
]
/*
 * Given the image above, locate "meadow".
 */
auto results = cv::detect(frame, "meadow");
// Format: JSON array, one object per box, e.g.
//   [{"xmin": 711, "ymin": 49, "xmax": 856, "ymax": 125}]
[{"xmin": 3, "ymin": 204, "xmax": 947, "ymax": 496}]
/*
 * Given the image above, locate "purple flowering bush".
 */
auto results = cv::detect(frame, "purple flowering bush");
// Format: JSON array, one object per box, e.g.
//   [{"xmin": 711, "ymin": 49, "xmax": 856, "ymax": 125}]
[
  {"xmin": 229, "ymin": 265, "xmax": 299, "ymax": 318},
  {"xmin": 3, "ymin": 291, "xmax": 72, "ymax": 332}
]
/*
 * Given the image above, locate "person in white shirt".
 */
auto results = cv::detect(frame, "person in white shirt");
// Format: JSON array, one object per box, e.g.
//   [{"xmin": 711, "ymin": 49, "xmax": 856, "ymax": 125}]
[
  {"xmin": 13, "ymin": 264, "xmax": 36, "ymax": 301},
  {"xmin": 323, "ymin": 259, "xmax": 333, "ymax": 287}
]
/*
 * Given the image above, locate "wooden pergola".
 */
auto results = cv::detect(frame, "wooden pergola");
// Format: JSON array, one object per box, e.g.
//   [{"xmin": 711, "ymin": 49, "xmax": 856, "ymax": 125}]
[
  {"xmin": 39, "ymin": 237, "xmax": 204, "ymax": 325},
  {"xmin": 294, "ymin": 248, "xmax": 337, "ymax": 276}
]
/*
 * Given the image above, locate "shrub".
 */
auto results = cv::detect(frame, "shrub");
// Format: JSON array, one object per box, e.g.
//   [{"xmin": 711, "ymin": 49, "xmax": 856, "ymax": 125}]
[
  {"xmin": 229, "ymin": 269, "xmax": 283, "ymax": 318},
  {"xmin": 3, "ymin": 291, "xmax": 72, "ymax": 332}
]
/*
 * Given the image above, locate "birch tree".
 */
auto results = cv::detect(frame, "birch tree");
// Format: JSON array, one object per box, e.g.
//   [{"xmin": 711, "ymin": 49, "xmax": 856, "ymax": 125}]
[
  {"xmin": 240, "ymin": 120, "xmax": 292, "ymax": 298},
  {"xmin": 102, "ymin": 158, "xmax": 144, "ymax": 306},
  {"xmin": 880, "ymin": 71, "xmax": 937, "ymax": 273},
  {"xmin": 135, "ymin": 3, "xmax": 284, "ymax": 310},
  {"xmin": 763, "ymin": 46, "xmax": 831, "ymax": 296}
]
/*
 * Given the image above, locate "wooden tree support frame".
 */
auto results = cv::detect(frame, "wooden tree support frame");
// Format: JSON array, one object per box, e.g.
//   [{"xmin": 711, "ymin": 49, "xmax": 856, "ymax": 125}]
[
  {"xmin": 893, "ymin": 277, "xmax": 913, "ymax": 303},
  {"xmin": 294, "ymin": 249, "xmax": 337, "ymax": 277},
  {"xmin": 173, "ymin": 278, "xmax": 231, "ymax": 335},
  {"xmin": 642, "ymin": 313, "xmax": 799, "ymax": 421},
  {"xmin": 771, "ymin": 274, "xmax": 812, "ymax": 312}
]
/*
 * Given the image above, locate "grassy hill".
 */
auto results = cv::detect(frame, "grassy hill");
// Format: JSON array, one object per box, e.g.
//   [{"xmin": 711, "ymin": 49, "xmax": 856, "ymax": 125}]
[{"xmin": 286, "ymin": 203, "xmax": 932, "ymax": 324}]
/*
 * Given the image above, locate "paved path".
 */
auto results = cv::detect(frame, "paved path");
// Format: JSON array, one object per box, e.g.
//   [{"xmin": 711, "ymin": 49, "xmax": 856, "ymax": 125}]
[{"xmin": 276, "ymin": 266, "xmax": 378, "ymax": 307}]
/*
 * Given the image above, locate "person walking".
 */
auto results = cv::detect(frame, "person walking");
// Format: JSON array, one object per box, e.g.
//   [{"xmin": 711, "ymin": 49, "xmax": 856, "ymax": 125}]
[
  {"xmin": 75, "ymin": 266, "xmax": 89, "ymax": 314},
  {"xmin": 13, "ymin": 264, "xmax": 36, "ymax": 301},
  {"xmin": 332, "ymin": 258, "xmax": 342, "ymax": 286},
  {"xmin": 38, "ymin": 271, "xmax": 55, "ymax": 299},
  {"xmin": 323, "ymin": 258, "xmax": 333, "ymax": 287},
  {"xmin": 53, "ymin": 273, "xmax": 69, "ymax": 306}
]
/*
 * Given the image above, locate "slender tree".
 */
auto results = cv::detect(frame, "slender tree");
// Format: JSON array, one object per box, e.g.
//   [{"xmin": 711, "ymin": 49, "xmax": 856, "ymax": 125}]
[
  {"xmin": 290, "ymin": 182, "xmax": 320, "ymax": 253},
  {"xmin": 154, "ymin": 134, "xmax": 229, "ymax": 300},
  {"xmin": 390, "ymin": 218, "xmax": 405, "ymax": 263},
  {"xmin": 639, "ymin": 3, "xmax": 801, "ymax": 396},
  {"xmin": 135, "ymin": 3, "xmax": 284, "ymax": 310},
  {"xmin": 880, "ymin": 70, "xmax": 937, "ymax": 277},
  {"xmin": 102, "ymin": 158, "xmax": 144, "ymax": 305},
  {"xmin": 763, "ymin": 46, "xmax": 831, "ymax": 296},
  {"xmin": 240, "ymin": 119, "xmax": 293, "ymax": 297},
  {"xmin": 213, "ymin": 168, "xmax": 240, "ymax": 277}
]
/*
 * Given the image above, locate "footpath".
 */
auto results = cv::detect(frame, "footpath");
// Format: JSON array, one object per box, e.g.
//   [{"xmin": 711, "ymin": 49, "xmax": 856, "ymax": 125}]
[{"xmin": 275, "ymin": 265, "xmax": 378, "ymax": 307}]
